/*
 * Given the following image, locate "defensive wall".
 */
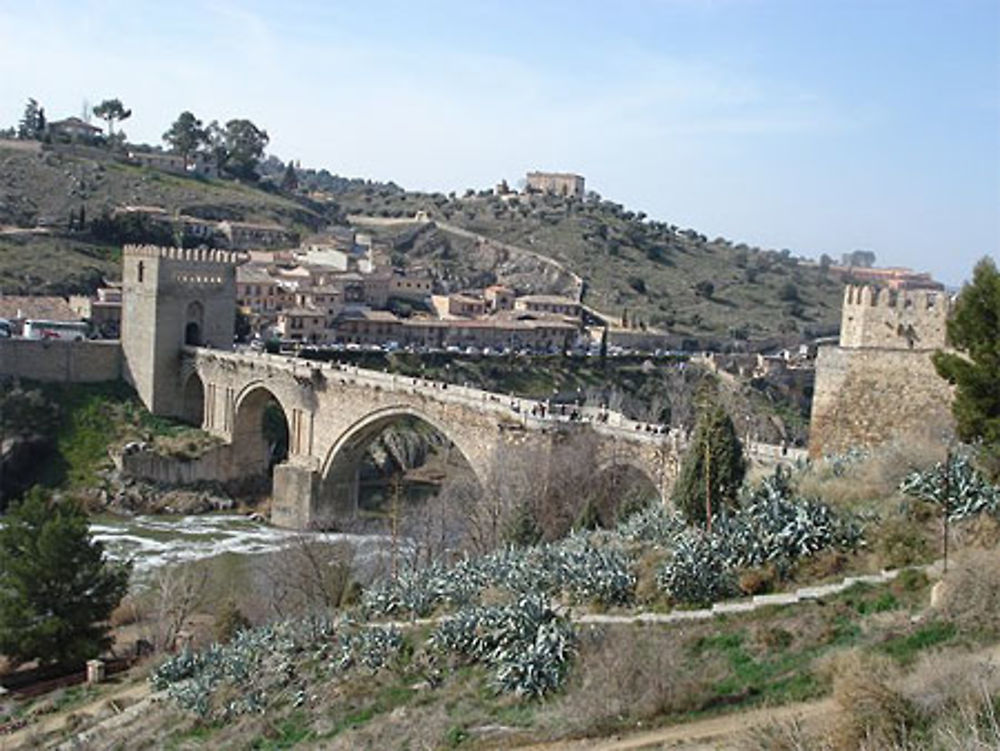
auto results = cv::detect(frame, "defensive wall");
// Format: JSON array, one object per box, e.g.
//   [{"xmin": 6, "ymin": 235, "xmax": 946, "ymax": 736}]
[
  {"xmin": 0, "ymin": 339, "xmax": 122, "ymax": 382},
  {"xmin": 809, "ymin": 285, "xmax": 955, "ymax": 457}
]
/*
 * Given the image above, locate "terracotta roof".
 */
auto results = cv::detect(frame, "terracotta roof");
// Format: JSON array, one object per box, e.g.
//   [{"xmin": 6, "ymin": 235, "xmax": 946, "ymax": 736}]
[{"xmin": 0, "ymin": 296, "xmax": 79, "ymax": 321}]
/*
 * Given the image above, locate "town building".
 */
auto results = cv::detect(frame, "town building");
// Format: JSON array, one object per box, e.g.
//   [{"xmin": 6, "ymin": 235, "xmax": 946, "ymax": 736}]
[
  {"xmin": 513, "ymin": 294, "xmax": 581, "ymax": 319},
  {"xmin": 828, "ymin": 265, "xmax": 944, "ymax": 291},
  {"xmin": 431, "ymin": 293, "xmax": 488, "ymax": 319},
  {"xmin": 47, "ymin": 117, "xmax": 102, "ymax": 141},
  {"xmin": 0, "ymin": 295, "xmax": 83, "ymax": 335},
  {"xmin": 484, "ymin": 284, "xmax": 516, "ymax": 312},
  {"xmin": 68, "ymin": 285, "xmax": 122, "ymax": 338},
  {"xmin": 217, "ymin": 220, "xmax": 297, "ymax": 250}
]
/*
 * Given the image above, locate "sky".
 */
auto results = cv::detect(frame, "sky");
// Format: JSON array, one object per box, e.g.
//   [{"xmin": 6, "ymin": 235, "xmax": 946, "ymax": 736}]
[{"xmin": 1, "ymin": 0, "xmax": 997, "ymax": 286}]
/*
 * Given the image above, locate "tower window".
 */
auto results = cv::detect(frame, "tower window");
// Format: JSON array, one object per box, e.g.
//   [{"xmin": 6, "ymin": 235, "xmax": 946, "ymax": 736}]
[{"xmin": 137, "ymin": 261, "xmax": 144, "ymax": 283}]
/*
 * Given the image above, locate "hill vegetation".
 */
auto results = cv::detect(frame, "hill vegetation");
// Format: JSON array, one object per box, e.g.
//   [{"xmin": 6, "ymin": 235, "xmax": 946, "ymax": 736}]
[
  {"xmin": 1, "ymin": 131, "xmax": 846, "ymax": 339},
  {"xmin": 333, "ymin": 185, "xmax": 845, "ymax": 339}
]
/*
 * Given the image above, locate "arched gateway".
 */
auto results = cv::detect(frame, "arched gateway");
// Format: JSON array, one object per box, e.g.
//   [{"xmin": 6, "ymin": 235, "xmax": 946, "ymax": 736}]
[{"xmin": 120, "ymin": 245, "xmax": 680, "ymax": 530}]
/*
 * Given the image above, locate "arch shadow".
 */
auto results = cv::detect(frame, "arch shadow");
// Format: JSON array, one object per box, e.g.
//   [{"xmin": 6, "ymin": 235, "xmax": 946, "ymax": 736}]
[
  {"xmin": 231, "ymin": 382, "xmax": 292, "ymax": 477},
  {"xmin": 317, "ymin": 404, "xmax": 484, "ymax": 522}
]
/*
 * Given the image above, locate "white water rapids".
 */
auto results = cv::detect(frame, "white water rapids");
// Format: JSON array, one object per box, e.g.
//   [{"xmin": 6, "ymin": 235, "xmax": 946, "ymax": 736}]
[{"xmin": 90, "ymin": 513, "xmax": 399, "ymax": 581}]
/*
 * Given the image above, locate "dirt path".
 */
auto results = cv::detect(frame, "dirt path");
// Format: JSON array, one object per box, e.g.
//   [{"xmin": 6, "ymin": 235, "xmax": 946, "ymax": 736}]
[{"xmin": 523, "ymin": 698, "xmax": 837, "ymax": 750}]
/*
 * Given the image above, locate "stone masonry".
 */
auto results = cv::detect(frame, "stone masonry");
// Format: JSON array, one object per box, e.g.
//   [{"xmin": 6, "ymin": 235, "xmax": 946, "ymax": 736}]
[
  {"xmin": 809, "ymin": 284, "xmax": 955, "ymax": 457},
  {"xmin": 186, "ymin": 349, "xmax": 681, "ymax": 529},
  {"xmin": 117, "ymin": 245, "xmax": 682, "ymax": 529}
]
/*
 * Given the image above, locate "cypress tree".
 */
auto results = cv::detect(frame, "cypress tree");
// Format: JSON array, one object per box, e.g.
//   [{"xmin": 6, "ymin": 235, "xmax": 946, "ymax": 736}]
[{"xmin": 673, "ymin": 405, "xmax": 747, "ymax": 528}]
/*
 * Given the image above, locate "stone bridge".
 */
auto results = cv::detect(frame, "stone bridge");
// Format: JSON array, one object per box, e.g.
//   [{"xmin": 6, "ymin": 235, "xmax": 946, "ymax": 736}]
[
  {"xmin": 117, "ymin": 244, "xmax": 802, "ymax": 531},
  {"xmin": 182, "ymin": 348, "xmax": 685, "ymax": 529}
]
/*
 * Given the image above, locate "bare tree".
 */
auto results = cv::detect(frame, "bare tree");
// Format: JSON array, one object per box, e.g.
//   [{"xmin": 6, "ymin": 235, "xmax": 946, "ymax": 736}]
[
  {"xmin": 145, "ymin": 560, "xmax": 210, "ymax": 652},
  {"xmin": 258, "ymin": 537, "xmax": 356, "ymax": 619}
]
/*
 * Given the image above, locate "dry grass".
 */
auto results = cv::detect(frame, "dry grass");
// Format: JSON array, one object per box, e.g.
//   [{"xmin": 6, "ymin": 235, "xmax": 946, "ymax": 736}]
[
  {"xmin": 828, "ymin": 650, "xmax": 916, "ymax": 750},
  {"xmin": 935, "ymin": 549, "xmax": 1000, "ymax": 639},
  {"xmin": 799, "ymin": 437, "xmax": 947, "ymax": 512},
  {"xmin": 542, "ymin": 624, "xmax": 726, "ymax": 735}
]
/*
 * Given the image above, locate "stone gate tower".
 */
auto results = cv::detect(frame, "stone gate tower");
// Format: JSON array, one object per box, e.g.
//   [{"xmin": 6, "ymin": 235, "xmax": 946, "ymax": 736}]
[
  {"xmin": 809, "ymin": 285, "xmax": 954, "ymax": 457},
  {"xmin": 121, "ymin": 245, "xmax": 238, "ymax": 418}
]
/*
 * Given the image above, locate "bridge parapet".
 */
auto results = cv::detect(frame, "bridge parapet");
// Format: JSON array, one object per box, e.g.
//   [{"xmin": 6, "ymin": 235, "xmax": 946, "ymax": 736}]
[
  {"xmin": 186, "ymin": 347, "xmax": 684, "ymax": 448},
  {"xmin": 182, "ymin": 347, "xmax": 803, "ymax": 529}
]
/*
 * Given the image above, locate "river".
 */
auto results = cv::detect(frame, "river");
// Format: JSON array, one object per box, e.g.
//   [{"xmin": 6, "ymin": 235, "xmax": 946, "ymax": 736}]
[{"xmin": 90, "ymin": 513, "xmax": 400, "ymax": 585}]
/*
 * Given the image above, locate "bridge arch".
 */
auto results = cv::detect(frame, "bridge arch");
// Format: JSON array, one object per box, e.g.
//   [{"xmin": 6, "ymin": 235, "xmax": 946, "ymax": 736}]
[
  {"xmin": 317, "ymin": 404, "xmax": 485, "ymax": 522},
  {"xmin": 586, "ymin": 458, "xmax": 664, "ymax": 525},
  {"xmin": 180, "ymin": 370, "xmax": 205, "ymax": 426},
  {"xmin": 232, "ymin": 381, "xmax": 293, "ymax": 476}
]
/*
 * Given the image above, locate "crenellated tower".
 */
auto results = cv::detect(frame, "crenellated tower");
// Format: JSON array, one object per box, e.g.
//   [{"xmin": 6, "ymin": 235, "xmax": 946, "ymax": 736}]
[
  {"xmin": 121, "ymin": 245, "xmax": 239, "ymax": 417},
  {"xmin": 809, "ymin": 283, "xmax": 956, "ymax": 458},
  {"xmin": 838, "ymin": 285, "xmax": 951, "ymax": 350}
]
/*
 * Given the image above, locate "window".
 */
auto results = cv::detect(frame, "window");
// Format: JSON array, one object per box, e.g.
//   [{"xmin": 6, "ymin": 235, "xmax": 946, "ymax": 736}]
[{"xmin": 137, "ymin": 261, "xmax": 144, "ymax": 283}]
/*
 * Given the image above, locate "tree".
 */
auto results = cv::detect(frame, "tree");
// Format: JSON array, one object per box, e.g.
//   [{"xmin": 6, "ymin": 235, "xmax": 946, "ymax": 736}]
[
  {"xmin": 280, "ymin": 161, "xmax": 299, "ymax": 192},
  {"xmin": 221, "ymin": 119, "xmax": 269, "ymax": 180},
  {"xmin": 17, "ymin": 98, "xmax": 44, "ymax": 140},
  {"xmin": 0, "ymin": 488, "xmax": 130, "ymax": 667},
  {"xmin": 163, "ymin": 111, "xmax": 207, "ymax": 161},
  {"xmin": 779, "ymin": 281, "xmax": 799, "ymax": 302},
  {"xmin": 0, "ymin": 381, "xmax": 59, "ymax": 509},
  {"xmin": 933, "ymin": 257, "xmax": 1000, "ymax": 477},
  {"xmin": 92, "ymin": 98, "xmax": 132, "ymax": 137},
  {"xmin": 842, "ymin": 249, "xmax": 876, "ymax": 268},
  {"xmin": 672, "ymin": 405, "xmax": 746, "ymax": 528},
  {"xmin": 693, "ymin": 280, "xmax": 714, "ymax": 299}
]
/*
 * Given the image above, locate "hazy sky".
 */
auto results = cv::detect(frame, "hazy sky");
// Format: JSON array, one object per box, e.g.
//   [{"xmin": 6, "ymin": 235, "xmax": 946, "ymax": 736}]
[{"xmin": 1, "ymin": 0, "xmax": 997, "ymax": 285}]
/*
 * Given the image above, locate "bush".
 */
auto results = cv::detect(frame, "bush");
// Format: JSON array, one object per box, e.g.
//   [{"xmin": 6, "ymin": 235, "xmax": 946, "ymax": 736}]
[
  {"xmin": 831, "ymin": 651, "xmax": 916, "ymax": 750},
  {"xmin": 213, "ymin": 600, "xmax": 251, "ymax": 644},
  {"xmin": 935, "ymin": 549, "xmax": 1000, "ymax": 638}
]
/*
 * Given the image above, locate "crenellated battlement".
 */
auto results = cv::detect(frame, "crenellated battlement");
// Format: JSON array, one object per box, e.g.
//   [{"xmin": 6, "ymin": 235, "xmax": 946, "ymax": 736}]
[
  {"xmin": 123, "ymin": 244, "xmax": 243, "ymax": 265},
  {"xmin": 839, "ymin": 284, "xmax": 952, "ymax": 350}
]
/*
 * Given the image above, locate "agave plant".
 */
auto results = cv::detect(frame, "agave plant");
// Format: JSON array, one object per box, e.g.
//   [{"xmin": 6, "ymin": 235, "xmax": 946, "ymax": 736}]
[
  {"xmin": 429, "ymin": 595, "xmax": 576, "ymax": 697},
  {"xmin": 900, "ymin": 451, "xmax": 1000, "ymax": 521}
]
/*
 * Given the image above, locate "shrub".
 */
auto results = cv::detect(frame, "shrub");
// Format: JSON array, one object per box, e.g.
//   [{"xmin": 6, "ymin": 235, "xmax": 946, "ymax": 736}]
[
  {"xmin": 213, "ymin": 600, "xmax": 251, "ymax": 644},
  {"xmin": 831, "ymin": 651, "xmax": 917, "ymax": 751},
  {"xmin": 874, "ymin": 514, "xmax": 932, "ymax": 569},
  {"xmin": 935, "ymin": 549, "xmax": 1000, "ymax": 638}
]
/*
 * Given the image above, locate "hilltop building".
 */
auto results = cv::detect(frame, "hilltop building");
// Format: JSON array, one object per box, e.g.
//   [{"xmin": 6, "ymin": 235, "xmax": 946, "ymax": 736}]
[{"xmin": 525, "ymin": 171, "xmax": 585, "ymax": 198}]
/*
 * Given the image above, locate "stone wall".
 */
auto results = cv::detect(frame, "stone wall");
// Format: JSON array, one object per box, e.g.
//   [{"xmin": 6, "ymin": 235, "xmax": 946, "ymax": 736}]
[
  {"xmin": 118, "ymin": 444, "xmax": 239, "ymax": 486},
  {"xmin": 809, "ymin": 345, "xmax": 954, "ymax": 457},
  {"xmin": 0, "ymin": 339, "xmax": 121, "ymax": 382}
]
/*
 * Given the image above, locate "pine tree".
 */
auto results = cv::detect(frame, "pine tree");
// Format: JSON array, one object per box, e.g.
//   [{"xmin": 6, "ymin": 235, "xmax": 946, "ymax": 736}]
[
  {"xmin": 672, "ymin": 405, "xmax": 746, "ymax": 527},
  {"xmin": 933, "ymin": 257, "xmax": 1000, "ymax": 478},
  {"xmin": 0, "ymin": 488, "xmax": 131, "ymax": 667}
]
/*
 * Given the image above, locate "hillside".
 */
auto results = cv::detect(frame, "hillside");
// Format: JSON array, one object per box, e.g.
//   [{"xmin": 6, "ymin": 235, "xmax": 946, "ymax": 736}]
[
  {"xmin": 0, "ymin": 142, "xmax": 845, "ymax": 339},
  {"xmin": 333, "ymin": 186, "xmax": 845, "ymax": 340},
  {"xmin": 0, "ymin": 142, "xmax": 327, "ymax": 294}
]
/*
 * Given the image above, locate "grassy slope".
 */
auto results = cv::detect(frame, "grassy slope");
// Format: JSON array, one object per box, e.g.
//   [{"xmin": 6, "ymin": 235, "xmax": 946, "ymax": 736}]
[
  {"xmin": 0, "ymin": 145, "xmax": 327, "ymax": 293},
  {"xmin": 334, "ymin": 186, "xmax": 845, "ymax": 339}
]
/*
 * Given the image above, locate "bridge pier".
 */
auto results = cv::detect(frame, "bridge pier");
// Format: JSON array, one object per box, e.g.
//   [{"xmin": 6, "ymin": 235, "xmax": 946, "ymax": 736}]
[
  {"xmin": 271, "ymin": 462, "xmax": 360, "ymax": 530},
  {"xmin": 271, "ymin": 463, "xmax": 319, "ymax": 529}
]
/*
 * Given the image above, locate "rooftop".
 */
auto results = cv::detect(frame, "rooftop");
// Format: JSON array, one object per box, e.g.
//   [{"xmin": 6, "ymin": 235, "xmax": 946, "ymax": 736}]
[{"xmin": 0, "ymin": 295, "xmax": 79, "ymax": 321}]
